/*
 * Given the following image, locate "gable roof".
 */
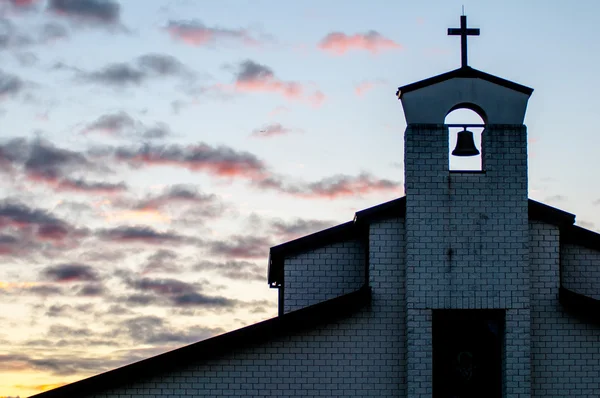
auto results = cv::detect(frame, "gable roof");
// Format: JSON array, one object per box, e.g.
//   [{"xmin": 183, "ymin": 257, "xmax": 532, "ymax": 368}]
[
  {"xmin": 396, "ymin": 66, "xmax": 534, "ymax": 99},
  {"xmin": 268, "ymin": 197, "xmax": 576, "ymax": 286},
  {"xmin": 31, "ymin": 285, "xmax": 371, "ymax": 398}
]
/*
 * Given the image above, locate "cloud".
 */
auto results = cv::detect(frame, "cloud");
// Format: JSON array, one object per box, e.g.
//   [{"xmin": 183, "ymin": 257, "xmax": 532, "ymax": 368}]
[
  {"xmin": 83, "ymin": 111, "xmax": 135, "ymax": 136},
  {"xmin": 141, "ymin": 249, "xmax": 180, "ymax": 274},
  {"xmin": 4, "ymin": 0, "xmax": 40, "ymax": 8},
  {"xmin": 270, "ymin": 218, "xmax": 336, "ymax": 241},
  {"xmin": 354, "ymin": 80, "xmax": 385, "ymax": 96},
  {"xmin": 251, "ymin": 123, "xmax": 293, "ymax": 138},
  {"xmin": 232, "ymin": 60, "xmax": 325, "ymax": 106},
  {"xmin": 135, "ymin": 184, "xmax": 220, "ymax": 212},
  {"xmin": 165, "ymin": 20, "xmax": 259, "ymax": 47},
  {"xmin": 137, "ymin": 53, "xmax": 189, "ymax": 77},
  {"xmin": 208, "ymin": 235, "xmax": 272, "ymax": 259},
  {"xmin": 48, "ymin": 0, "xmax": 120, "ymax": 24},
  {"xmin": 126, "ymin": 276, "xmax": 197, "ymax": 296},
  {"xmin": 0, "ymin": 201, "xmax": 64, "ymax": 228},
  {"xmin": 256, "ymin": 172, "xmax": 402, "ymax": 199},
  {"xmin": 194, "ymin": 260, "xmax": 264, "ymax": 282},
  {"xmin": 124, "ymin": 275, "xmax": 237, "ymax": 310},
  {"xmin": 0, "ymin": 201, "xmax": 87, "ymax": 256},
  {"xmin": 79, "ymin": 54, "xmax": 191, "ymax": 88},
  {"xmin": 41, "ymin": 263, "xmax": 100, "ymax": 283},
  {"xmin": 0, "ymin": 69, "xmax": 24, "ymax": 98},
  {"xmin": 83, "ymin": 111, "xmax": 173, "ymax": 140},
  {"xmin": 319, "ymin": 30, "xmax": 401, "ymax": 55},
  {"xmin": 86, "ymin": 63, "xmax": 145, "ymax": 86},
  {"xmin": 172, "ymin": 292, "xmax": 235, "ymax": 307},
  {"xmin": 106, "ymin": 142, "xmax": 267, "ymax": 179},
  {"xmin": 56, "ymin": 178, "xmax": 127, "ymax": 194},
  {"xmin": 0, "ymin": 138, "xmax": 117, "ymax": 193},
  {"xmin": 98, "ymin": 225, "xmax": 192, "ymax": 245}
]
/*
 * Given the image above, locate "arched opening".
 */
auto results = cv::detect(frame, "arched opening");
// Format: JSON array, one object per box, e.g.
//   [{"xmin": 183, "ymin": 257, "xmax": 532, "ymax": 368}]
[{"xmin": 445, "ymin": 106, "xmax": 485, "ymax": 171}]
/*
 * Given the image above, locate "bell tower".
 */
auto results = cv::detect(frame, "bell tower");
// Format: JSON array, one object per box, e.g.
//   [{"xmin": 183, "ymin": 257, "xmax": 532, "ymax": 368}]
[{"xmin": 398, "ymin": 16, "xmax": 534, "ymax": 398}]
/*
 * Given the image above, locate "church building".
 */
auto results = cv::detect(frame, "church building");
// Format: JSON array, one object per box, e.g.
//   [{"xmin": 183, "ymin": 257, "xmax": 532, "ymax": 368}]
[{"xmin": 33, "ymin": 16, "xmax": 600, "ymax": 398}]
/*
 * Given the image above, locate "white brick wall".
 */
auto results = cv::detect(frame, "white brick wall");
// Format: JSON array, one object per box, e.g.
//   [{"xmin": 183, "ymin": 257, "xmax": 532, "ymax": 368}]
[
  {"xmin": 404, "ymin": 124, "xmax": 531, "ymax": 397},
  {"xmin": 562, "ymin": 243, "xmax": 600, "ymax": 300},
  {"xmin": 283, "ymin": 240, "xmax": 365, "ymax": 313},
  {"xmin": 530, "ymin": 221, "xmax": 600, "ymax": 396}
]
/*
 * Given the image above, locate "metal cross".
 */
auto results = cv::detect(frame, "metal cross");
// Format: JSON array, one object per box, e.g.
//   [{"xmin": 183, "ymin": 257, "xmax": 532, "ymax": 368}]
[{"xmin": 448, "ymin": 15, "xmax": 480, "ymax": 68}]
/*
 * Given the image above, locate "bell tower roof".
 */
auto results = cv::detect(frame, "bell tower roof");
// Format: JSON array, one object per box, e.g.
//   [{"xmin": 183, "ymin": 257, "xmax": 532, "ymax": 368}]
[{"xmin": 396, "ymin": 15, "xmax": 534, "ymax": 125}]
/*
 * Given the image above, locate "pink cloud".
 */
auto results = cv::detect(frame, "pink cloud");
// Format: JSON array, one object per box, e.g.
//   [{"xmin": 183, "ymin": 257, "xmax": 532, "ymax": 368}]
[
  {"xmin": 354, "ymin": 80, "xmax": 386, "ymax": 96},
  {"xmin": 166, "ymin": 20, "xmax": 259, "ymax": 47},
  {"xmin": 233, "ymin": 60, "xmax": 325, "ymax": 106},
  {"xmin": 319, "ymin": 30, "xmax": 401, "ymax": 55}
]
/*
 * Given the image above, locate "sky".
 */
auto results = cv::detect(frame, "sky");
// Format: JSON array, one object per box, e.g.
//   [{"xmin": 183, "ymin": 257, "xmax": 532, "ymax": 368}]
[{"xmin": 0, "ymin": 0, "xmax": 599, "ymax": 396}]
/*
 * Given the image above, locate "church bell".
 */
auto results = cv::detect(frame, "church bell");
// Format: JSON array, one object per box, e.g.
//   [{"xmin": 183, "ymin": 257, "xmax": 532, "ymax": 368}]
[{"xmin": 452, "ymin": 128, "xmax": 480, "ymax": 157}]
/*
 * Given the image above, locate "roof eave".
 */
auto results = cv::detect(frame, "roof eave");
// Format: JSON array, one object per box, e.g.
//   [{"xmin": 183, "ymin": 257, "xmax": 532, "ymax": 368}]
[{"xmin": 397, "ymin": 66, "xmax": 534, "ymax": 99}]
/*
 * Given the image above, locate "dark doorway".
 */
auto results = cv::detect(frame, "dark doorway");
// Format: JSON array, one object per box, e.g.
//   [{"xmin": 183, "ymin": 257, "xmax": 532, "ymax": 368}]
[{"xmin": 433, "ymin": 310, "xmax": 504, "ymax": 398}]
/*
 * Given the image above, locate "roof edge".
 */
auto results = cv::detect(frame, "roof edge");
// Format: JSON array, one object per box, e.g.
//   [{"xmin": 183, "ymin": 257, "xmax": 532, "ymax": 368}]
[
  {"xmin": 31, "ymin": 285, "xmax": 371, "ymax": 398},
  {"xmin": 561, "ymin": 224, "xmax": 600, "ymax": 252},
  {"xmin": 397, "ymin": 66, "xmax": 534, "ymax": 98}
]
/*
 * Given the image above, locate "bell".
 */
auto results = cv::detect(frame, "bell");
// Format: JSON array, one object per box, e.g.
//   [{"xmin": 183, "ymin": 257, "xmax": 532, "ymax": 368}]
[{"xmin": 452, "ymin": 128, "xmax": 480, "ymax": 157}]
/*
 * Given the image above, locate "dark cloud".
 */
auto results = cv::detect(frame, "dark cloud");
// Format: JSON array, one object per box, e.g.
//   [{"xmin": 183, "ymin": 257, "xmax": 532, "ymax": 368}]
[
  {"xmin": 137, "ymin": 53, "xmax": 188, "ymax": 77},
  {"xmin": 24, "ymin": 284, "xmax": 64, "ymax": 296},
  {"xmin": 256, "ymin": 172, "xmax": 402, "ymax": 199},
  {"xmin": 45, "ymin": 303, "xmax": 94, "ymax": 317},
  {"xmin": 270, "ymin": 218, "xmax": 336, "ymax": 240},
  {"xmin": 98, "ymin": 225, "xmax": 192, "ymax": 245},
  {"xmin": 83, "ymin": 111, "xmax": 173, "ymax": 140},
  {"xmin": 141, "ymin": 249, "xmax": 180, "ymax": 274},
  {"xmin": 75, "ymin": 283, "xmax": 105, "ymax": 296},
  {"xmin": 79, "ymin": 54, "xmax": 191, "ymax": 88},
  {"xmin": 56, "ymin": 178, "xmax": 127, "ymax": 194},
  {"xmin": 84, "ymin": 111, "xmax": 135, "ymax": 136},
  {"xmin": 0, "ymin": 138, "xmax": 115, "ymax": 194},
  {"xmin": 106, "ymin": 142, "xmax": 267, "ymax": 179},
  {"xmin": 135, "ymin": 184, "xmax": 220, "ymax": 214},
  {"xmin": 123, "ymin": 275, "xmax": 236, "ymax": 310},
  {"xmin": 194, "ymin": 260, "xmax": 264, "ymax": 282},
  {"xmin": 126, "ymin": 276, "xmax": 197, "ymax": 296},
  {"xmin": 48, "ymin": 0, "xmax": 120, "ymax": 24},
  {"xmin": 0, "ymin": 69, "xmax": 24, "ymax": 97},
  {"xmin": 41, "ymin": 263, "xmax": 100, "ymax": 283},
  {"xmin": 0, "ymin": 201, "xmax": 85, "ymax": 256},
  {"xmin": 172, "ymin": 292, "xmax": 235, "ymax": 307},
  {"xmin": 86, "ymin": 63, "xmax": 145, "ymax": 86},
  {"xmin": 236, "ymin": 60, "xmax": 274, "ymax": 82},
  {"xmin": 141, "ymin": 123, "xmax": 172, "ymax": 139},
  {"xmin": 251, "ymin": 123, "xmax": 293, "ymax": 138},
  {"xmin": 165, "ymin": 20, "xmax": 258, "ymax": 47},
  {"xmin": 208, "ymin": 235, "xmax": 271, "ymax": 259},
  {"xmin": 0, "ymin": 201, "xmax": 63, "ymax": 227}
]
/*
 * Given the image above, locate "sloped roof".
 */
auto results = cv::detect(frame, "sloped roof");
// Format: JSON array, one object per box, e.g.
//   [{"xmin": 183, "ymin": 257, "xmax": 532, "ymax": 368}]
[
  {"xmin": 30, "ymin": 285, "xmax": 371, "ymax": 398},
  {"xmin": 396, "ymin": 66, "xmax": 534, "ymax": 99},
  {"xmin": 268, "ymin": 197, "xmax": 576, "ymax": 286}
]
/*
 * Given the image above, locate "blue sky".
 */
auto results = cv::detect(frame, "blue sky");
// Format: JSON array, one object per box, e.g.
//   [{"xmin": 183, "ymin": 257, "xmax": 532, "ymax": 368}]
[{"xmin": 0, "ymin": 0, "xmax": 599, "ymax": 396}]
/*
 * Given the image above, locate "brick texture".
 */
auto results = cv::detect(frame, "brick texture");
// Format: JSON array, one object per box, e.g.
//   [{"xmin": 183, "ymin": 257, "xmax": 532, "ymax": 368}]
[
  {"xmin": 530, "ymin": 221, "xmax": 600, "ymax": 396},
  {"xmin": 283, "ymin": 240, "xmax": 365, "ymax": 313}
]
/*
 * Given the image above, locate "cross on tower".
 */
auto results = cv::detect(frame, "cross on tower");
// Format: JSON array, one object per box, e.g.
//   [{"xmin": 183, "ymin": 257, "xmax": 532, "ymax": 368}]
[{"xmin": 448, "ymin": 15, "xmax": 480, "ymax": 68}]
